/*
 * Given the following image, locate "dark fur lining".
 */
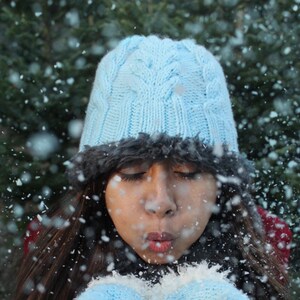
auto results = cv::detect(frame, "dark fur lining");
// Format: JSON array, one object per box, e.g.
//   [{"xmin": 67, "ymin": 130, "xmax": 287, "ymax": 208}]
[{"xmin": 66, "ymin": 133, "xmax": 254, "ymax": 192}]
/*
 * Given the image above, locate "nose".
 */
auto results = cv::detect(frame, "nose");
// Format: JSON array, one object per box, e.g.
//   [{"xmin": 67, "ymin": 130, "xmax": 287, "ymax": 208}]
[{"xmin": 144, "ymin": 176, "xmax": 177, "ymax": 218}]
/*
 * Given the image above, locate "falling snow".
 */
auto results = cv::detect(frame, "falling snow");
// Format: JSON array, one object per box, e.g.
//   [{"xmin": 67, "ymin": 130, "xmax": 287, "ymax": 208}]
[{"xmin": 1, "ymin": 1, "xmax": 299, "ymax": 298}]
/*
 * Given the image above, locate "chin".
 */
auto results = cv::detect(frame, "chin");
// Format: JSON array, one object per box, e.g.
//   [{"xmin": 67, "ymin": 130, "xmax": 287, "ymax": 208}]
[{"xmin": 140, "ymin": 252, "xmax": 179, "ymax": 265}]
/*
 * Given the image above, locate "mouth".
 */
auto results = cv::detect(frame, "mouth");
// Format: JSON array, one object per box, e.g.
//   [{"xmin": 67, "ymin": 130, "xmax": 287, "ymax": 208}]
[{"xmin": 146, "ymin": 232, "xmax": 175, "ymax": 253}]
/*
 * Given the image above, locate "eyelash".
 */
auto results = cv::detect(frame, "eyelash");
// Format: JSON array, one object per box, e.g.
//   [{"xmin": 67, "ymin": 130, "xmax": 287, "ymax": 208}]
[
  {"xmin": 175, "ymin": 171, "xmax": 201, "ymax": 180},
  {"xmin": 119, "ymin": 172, "xmax": 201, "ymax": 182},
  {"xmin": 119, "ymin": 173, "xmax": 145, "ymax": 182}
]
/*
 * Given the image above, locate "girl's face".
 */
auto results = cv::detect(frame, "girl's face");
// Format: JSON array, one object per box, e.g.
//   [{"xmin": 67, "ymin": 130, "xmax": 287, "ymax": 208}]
[{"xmin": 105, "ymin": 160, "xmax": 217, "ymax": 264}]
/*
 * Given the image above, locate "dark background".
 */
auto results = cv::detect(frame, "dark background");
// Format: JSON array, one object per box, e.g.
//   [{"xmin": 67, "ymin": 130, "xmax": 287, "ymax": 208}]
[{"xmin": 0, "ymin": 0, "xmax": 299, "ymax": 298}]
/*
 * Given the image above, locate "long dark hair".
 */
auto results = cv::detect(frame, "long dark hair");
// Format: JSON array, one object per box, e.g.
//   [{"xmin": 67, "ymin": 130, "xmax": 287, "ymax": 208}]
[{"xmin": 15, "ymin": 136, "xmax": 289, "ymax": 299}]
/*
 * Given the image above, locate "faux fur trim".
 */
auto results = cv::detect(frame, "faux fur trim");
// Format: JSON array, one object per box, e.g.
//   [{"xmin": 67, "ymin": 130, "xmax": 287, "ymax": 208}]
[
  {"xmin": 157, "ymin": 262, "xmax": 230, "ymax": 298},
  {"xmin": 79, "ymin": 262, "xmax": 233, "ymax": 299},
  {"xmin": 66, "ymin": 133, "xmax": 253, "ymax": 191}
]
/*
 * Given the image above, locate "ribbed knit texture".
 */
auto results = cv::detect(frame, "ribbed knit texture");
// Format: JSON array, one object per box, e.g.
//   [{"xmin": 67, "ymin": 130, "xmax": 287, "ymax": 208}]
[
  {"xmin": 77, "ymin": 283, "xmax": 143, "ymax": 300},
  {"xmin": 79, "ymin": 35, "xmax": 238, "ymax": 152},
  {"xmin": 77, "ymin": 280, "xmax": 248, "ymax": 300},
  {"xmin": 77, "ymin": 263, "xmax": 249, "ymax": 300},
  {"xmin": 165, "ymin": 280, "xmax": 249, "ymax": 300}
]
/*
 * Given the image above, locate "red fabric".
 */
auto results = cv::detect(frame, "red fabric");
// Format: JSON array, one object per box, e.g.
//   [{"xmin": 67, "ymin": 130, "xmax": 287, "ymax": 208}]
[
  {"xmin": 23, "ymin": 218, "xmax": 41, "ymax": 255},
  {"xmin": 257, "ymin": 206, "xmax": 292, "ymax": 265},
  {"xmin": 24, "ymin": 207, "xmax": 292, "ymax": 265}
]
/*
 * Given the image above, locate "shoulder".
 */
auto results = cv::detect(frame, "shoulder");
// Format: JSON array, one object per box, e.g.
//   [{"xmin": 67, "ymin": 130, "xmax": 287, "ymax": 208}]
[{"xmin": 257, "ymin": 206, "xmax": 292, "ymax": 264}]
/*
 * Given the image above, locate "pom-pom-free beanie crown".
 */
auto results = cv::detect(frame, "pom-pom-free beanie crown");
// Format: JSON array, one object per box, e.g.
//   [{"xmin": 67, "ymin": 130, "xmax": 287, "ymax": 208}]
[{"xmin": 79, "ymin": 35, "xmax": 238, "ymax": 152}]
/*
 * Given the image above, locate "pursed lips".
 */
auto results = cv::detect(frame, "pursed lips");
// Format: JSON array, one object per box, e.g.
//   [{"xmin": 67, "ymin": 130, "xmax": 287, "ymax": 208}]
[{"xmin": 146, "ymin": 232, "xmax": 175, "ymax": 253}]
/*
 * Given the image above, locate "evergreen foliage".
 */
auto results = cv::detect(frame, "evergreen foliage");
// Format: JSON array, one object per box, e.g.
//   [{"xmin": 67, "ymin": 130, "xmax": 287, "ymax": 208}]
[{"xmin": 0, "ymin": 0, "xmax": 299, "ymax": 298}]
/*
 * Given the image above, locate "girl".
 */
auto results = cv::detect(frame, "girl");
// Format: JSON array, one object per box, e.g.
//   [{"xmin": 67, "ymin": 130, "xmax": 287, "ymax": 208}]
[{"xmin": 16, "ymin": 35, "xmax": 289, "ymax": 299}]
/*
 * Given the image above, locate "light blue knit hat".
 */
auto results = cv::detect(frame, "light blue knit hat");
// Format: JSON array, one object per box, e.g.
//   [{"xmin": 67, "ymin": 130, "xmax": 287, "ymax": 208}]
[{"xmin": 79, "ymin": 35, "xmax": 238, "ymax": 152}]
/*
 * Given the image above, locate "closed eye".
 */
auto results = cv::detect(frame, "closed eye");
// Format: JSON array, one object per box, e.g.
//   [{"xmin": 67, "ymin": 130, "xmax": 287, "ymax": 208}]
[
  {"xmin": 174, "ymin": 171, "xmax": 201, "ymax": 180},
  {"xmin": 119, "ymin": 172, "xmax": 146, "ymax": 182}
]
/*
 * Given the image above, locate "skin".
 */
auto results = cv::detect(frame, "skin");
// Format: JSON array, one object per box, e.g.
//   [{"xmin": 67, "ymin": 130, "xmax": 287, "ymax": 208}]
[{"xmin": 105, "ymin": 160, "xmax": 217, "ymax": 264}]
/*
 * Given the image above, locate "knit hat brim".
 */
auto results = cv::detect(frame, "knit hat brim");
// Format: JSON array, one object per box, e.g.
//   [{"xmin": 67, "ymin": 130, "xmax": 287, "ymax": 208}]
[{"xmin": 66, "ymin": 133, "xmax": 253, "ymax": 192}]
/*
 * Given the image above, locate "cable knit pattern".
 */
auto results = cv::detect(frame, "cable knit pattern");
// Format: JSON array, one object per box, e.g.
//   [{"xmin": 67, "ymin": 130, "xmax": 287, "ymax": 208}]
[
  {"xmin": 76, "ymin": 262, "xmax": 249, "ymax": 300},
  {"xmin": 79, "ymin": 35, "xmax": 239, "ymax": 152},
  {"xmin": 80, "ymin": 36, "xmax": 144, "ymax": 148}
]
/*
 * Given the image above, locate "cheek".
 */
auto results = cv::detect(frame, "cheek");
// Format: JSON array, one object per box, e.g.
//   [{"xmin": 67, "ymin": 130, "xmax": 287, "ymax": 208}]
[
  {"xmin": 175, "ymin": 185, "xmax": 216, "ymax": 211},
  {"xmin": 175, "ymin": 184, "xmax": 190, "ymax": 199},
  {"xmin": 175, "ymin": 186, "xmax": 215, "ymax": 239},
  {"xmin": 178, "ymin": 211, "xmax": 211, "ymax": 244},
  {"xmin": 106, "ymin": 186, "xmax": 145, "ymax": 229}
]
